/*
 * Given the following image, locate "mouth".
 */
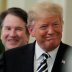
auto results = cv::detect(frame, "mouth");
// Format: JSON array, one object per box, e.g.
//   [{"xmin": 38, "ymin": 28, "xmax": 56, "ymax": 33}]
[
  {"xmin": 45, "ymin": 37, "xmax": 57, "ymax": 41},
  {"xmin": 7, "ymin": 39, "xmax": 19, "ymax": 43}
]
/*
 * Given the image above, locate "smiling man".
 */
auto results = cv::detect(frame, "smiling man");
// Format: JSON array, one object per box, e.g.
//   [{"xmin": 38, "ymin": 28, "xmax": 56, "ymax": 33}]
[
  {"xmin": 5, "ymin": 2, "xmax": 72, "ymax": 72},
  {"xmin": 0, "ymin": 7, "xmax": 29, "ymax": 50}
]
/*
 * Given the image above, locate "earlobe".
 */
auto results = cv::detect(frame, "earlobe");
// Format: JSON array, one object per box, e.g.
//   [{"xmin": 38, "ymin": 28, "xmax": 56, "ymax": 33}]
[{"xmin": 28, "ymin": 27, "xmax": 35, "ymax": 37}]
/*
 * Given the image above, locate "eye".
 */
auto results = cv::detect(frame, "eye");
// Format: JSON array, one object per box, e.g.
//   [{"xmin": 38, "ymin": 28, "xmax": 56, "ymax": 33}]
[
  {"xmin": 54, "ymin": 23, "xmax": 58, "ymax": 26},
  {"xmin": 40, "ymin": 24, "xmax": 48, "ymax": 30},
  {"xmin": 4, "ymin": 26, "xmax": 11, "ymax": 30},
  {"xmin": 15, "ymin": 27, "xmax": 25, "ymax": 31},
  {"xmin": 53, "ymin": 23, "xmax": 59, "ymax": 27}
]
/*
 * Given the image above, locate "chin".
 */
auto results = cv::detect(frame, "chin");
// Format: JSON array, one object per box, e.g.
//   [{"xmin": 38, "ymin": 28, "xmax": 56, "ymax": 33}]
[{"xmin": 7, "ymin": 45, "xmax": 19, "ymax": 49}]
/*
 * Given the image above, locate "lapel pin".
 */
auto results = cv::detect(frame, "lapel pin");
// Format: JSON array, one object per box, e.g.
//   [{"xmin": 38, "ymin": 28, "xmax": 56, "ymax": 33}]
[{"xmin": 62, "ymin": 60, "xmax": 66, "ymax": 64}]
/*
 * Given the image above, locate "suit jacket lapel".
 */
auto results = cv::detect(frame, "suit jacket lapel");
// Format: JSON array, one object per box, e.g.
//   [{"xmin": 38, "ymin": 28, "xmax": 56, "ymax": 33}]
[
  {"xmin": 51, "ymin": 42, "xmax": 68, "ymax": 72},
  {"xmin": 26, "ymin": 41, "xmax": 35, "ymax": 72}
]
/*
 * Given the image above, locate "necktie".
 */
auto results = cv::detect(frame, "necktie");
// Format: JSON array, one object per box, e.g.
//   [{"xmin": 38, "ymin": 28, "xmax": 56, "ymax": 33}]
[{"xmin": 37, "ymin": 53, "xmax": 49, "ymax": 72}]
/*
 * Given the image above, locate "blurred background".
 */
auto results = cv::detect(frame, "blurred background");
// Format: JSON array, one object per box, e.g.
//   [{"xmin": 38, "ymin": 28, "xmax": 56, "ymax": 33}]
[{"xmin": 0, "ymin": 0, "xmax": 72, "ymax": 46}]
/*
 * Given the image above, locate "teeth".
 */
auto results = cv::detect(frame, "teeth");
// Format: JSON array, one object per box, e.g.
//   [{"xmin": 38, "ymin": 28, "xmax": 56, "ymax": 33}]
[{"xmin": 8, "ymin": 39, "xmax": 18, "ymax": 42}]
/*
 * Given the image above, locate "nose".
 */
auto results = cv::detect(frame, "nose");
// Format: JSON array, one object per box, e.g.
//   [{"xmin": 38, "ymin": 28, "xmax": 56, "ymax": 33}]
[
  {"xmin": 47, "ymin": 26, "xmax": 55, "ymax": 34},
  {"xmin": 9, "ymin": 29, "xmax": 17, "ymax": 37}
]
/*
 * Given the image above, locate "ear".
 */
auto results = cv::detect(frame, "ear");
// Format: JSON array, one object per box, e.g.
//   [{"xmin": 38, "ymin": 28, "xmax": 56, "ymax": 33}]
[{"xmin": 28, "ymin": 27, "xmax": 35, "ymax": 37}]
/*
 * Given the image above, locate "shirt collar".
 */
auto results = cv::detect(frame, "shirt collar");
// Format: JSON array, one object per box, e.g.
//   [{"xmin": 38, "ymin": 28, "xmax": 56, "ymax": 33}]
[
  {"xmin": 48, "ymin": 46, "xmax": 59, "ymax": 61},
  {"xmin": 35, "ymin": 41, "xmax": 46, "ymax": 60},
  {"xmin": 35, "ymin": 41, "xmax": 59, "ymax": 61}
]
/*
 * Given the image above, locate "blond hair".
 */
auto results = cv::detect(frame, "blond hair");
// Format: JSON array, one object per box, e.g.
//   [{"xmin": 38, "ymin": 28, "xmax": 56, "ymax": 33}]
[{"xmin": 28, "ymin": 2, "xmax": 63, "ymax": 27}]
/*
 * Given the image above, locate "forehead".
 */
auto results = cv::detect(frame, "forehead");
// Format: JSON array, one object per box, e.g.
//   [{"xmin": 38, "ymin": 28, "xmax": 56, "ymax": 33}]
[
  {"xmin": 36, "ymin": 14, "xmax": 60, "ymax": 23},
  {"xmin": 2, "ymin": 14, "xmax": 25, "ymax": 27}
]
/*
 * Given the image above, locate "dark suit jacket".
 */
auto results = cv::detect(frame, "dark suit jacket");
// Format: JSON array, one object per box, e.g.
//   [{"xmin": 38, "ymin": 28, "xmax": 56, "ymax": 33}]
[
  {"xmin": 0, "ymin": 40, "xmax": 5, "ymax": 54},
  {"xmin": 5, "ymin": 41, "xmax": 72, "ymax": 72},
  {"xmin": 0, "ymin": 40, "xmax": 5, "ymax": 72}
]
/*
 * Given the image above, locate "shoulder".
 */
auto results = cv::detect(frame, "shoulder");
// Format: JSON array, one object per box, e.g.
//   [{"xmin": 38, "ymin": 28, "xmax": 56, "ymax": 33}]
[
  {"xmin": 61, "ymin": 43, "xmax": 72, "ymax": 72},
  {"xmin": 5, "ymin": 42, "xmax": 36, "ymax": 72},
  {"xmin": 57, "ymin": 42, "xmax": 72, "ymax": 59},
  {"xmin": 60, "ymin": 42, "xmax": 72, "ymax": 59},
  {"xmin": 61, "ymin": 42, "xmax": 72, "ymax": 52},
  {"xmin": 5, "ymin": 42, "xmax": 35, "ymax": 58},
  {"xmin": 60, "ymin": 42, "xmax": 72, "ymax": 50}
]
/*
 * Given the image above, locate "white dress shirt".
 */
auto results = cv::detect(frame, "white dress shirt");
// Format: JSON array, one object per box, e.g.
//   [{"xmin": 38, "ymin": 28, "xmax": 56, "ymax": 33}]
[{"xmin": 34, "ymin": 41, "xmax": 59, "ymax": 72}]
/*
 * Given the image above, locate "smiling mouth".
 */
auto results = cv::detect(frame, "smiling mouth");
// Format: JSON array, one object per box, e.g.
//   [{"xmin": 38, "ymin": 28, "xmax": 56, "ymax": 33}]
[
  {"xmin": 8, "ymin": 39, "xmax": 18, "ymax": 42},
  {"xmin": 46, "ymin": 37, "xmax": 56, "ymax": 40}
]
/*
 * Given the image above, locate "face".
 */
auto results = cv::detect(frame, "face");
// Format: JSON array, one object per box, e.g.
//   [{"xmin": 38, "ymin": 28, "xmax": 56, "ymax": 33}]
[
  {"xmin": 29, "ymin": 14, "xmax": 63, "ymax": 52},
  {"xmin": 1, "ymin": 14, "xmax": 29, "ymax": 49}
]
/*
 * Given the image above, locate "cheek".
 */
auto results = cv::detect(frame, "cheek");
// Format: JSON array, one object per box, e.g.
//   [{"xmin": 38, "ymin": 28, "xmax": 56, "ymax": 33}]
[
  {"xmin": 59, "ymin": 25, "xmax": 63, "ymax": 33},
  {"xmin": 19, "ymin": 33, "xmax": 28, "ymax": 43},
  {"xmin": 58, "ymin": 29, "xmax": 62, "ymax": 36},
  {"xmin": 1, "ymin": 31, "xmax": 9, "ymax": 39},
  {"xmin": 17, "ymin": 32, "xmax": 24, "ymax": 37},
  {"xmin": 34, "ymin": 31, "xmax": 46, "ymax": 40},
  {"xmin": 17, "ymin": 32, "xmax": 28, "ymax": 39},
  {"xmin": 38, "ymin": 30, "xmax": 47, "ymax": 36},
  {"xmin": 55, "ymin": 27, "xmax": 62, "ymax": 35}
]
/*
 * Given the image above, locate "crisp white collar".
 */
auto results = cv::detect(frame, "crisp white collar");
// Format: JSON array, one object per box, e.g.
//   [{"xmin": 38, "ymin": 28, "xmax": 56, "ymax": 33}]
[{"xmin": 35, "ymin": 41, "xmax": 59, "ymax": 61}]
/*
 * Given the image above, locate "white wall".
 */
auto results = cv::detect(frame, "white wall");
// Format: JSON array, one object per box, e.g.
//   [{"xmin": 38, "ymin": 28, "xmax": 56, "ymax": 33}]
[
  {"xmin": 7, "ymin": 0, "xmax": 25, "ymax": 10},
  {"xmin": 64, "ymin": 0, "xmax": 72, "ymax": 45},
  {"xmin": 7, "ymin": 0, "xmax": 37, "ymax": 11}
]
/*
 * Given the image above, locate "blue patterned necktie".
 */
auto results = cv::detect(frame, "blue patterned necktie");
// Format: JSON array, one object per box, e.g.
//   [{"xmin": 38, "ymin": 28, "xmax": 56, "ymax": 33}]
[{"xmin": 37, "ymin": 53, "xmax": 49, "ymax": 72}]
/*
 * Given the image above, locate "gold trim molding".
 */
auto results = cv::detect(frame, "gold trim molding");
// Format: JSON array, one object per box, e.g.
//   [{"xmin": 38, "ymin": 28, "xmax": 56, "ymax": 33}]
[{"xmin": 0, "ymin": 0, "xmax": 7, "ymax": 13}]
